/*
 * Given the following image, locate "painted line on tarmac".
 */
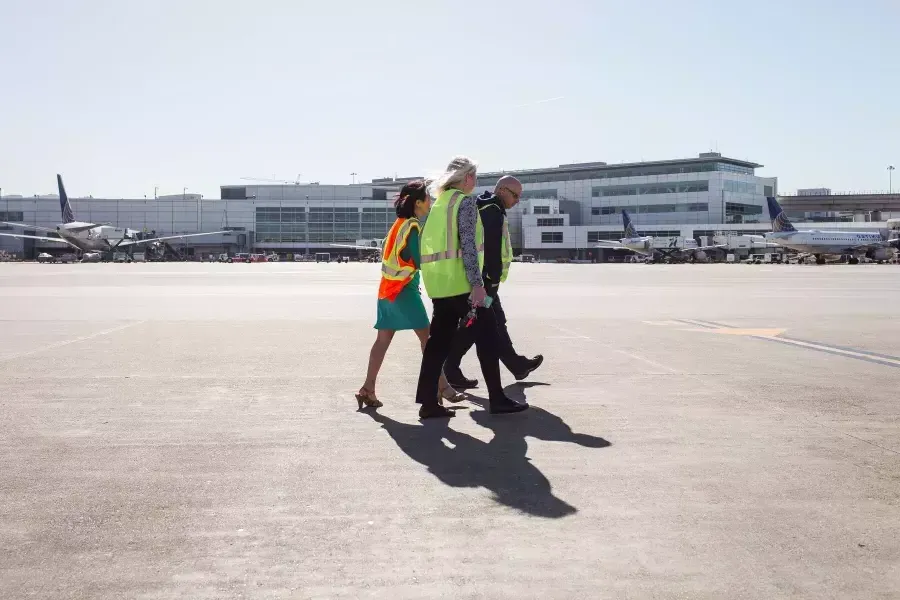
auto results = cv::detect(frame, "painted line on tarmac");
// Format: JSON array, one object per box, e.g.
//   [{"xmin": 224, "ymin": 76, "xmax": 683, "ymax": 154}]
[
  {"xmin": 775, "ymin": 337, "xmax": 900, "ymax": 363},
  {"xmin": 669, "ymin": 321, "xmax": 900, "ymax": 454},
  {"xmin": 0, "ymin": 321, "xmax": 146, "ymax": 362},
  {"xmin": 678, "ymin": 319, "xmax": 900, "ymax": 369},
  {"xmin": 675, "ymin": 319, "xmax": 786, "ymax": 337},
  {"xmin": 676, "ymin": 318, "xmax": 723, "ymax": 330},
  {"xmin": 553, "ymin": 325, "xmax": 679, "ymax": 374},
  {"xmin": 761, "ymin": 337, "xmax": 900, "ymax": 369}
]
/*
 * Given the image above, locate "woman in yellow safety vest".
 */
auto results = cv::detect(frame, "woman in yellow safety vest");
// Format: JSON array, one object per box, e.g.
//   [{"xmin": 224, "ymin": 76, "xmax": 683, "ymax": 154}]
[
  {"xmin": 414, "ymin": 156, "xmax": 528, "ymax": 419},
  {"xmin": 355, "ymin": 180, "xmax": 466, "ymax": 409}
]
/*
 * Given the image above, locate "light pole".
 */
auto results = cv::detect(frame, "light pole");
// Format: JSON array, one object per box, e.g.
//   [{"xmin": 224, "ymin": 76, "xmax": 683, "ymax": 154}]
[
  {"xmin": 174, "ymin": 187, "xmax": 185, "ymax": 235},
  {"xmin": 351, "ymin": 172, "xmax": 357, "ymax": 185},
  {"xmin": 305, "ymin": 195, "xmax": 310, "ymax": 255},
  {"xmin": 889, "ymin": 165, "xmax": 896, "ymax": 194}
]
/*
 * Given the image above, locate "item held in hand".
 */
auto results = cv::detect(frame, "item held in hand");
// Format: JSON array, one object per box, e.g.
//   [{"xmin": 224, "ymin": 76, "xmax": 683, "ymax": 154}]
[{"xmin": 463, "ymin": 296, "xmax": 493, "ymax": 328}]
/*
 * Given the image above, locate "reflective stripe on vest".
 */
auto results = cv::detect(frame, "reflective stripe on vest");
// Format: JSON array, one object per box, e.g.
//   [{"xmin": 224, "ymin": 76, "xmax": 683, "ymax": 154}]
[
  {"xmin": 419, "ymin": 188, "xmax": 485, "ymax": 299},
  {"xmin": 500, "ymin": 216, "xmax": 512, "ymax": 282},
  {"xmin": 421, "ymin": 192, "xmax": 468, "ymax": 264},
  {"xmin": 477, "ymin": 202, "xmax": 514, "ymax": 283},
  {"xmin": 381, "ymin": 218, "xmax": 418, "ymax": 278},
  {"xmin": 378, "ymin": 217, "xmax": 419, "ymax": 301},
  {"xmin": 420, "ymin": 190, "xmax": 484, "ymax": 264}
]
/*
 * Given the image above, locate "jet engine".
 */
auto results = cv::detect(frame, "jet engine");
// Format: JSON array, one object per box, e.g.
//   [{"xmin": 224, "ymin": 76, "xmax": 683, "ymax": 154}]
[{"xmin": 866, "ymin": 248, "xmax": 894, "ymax": 262}]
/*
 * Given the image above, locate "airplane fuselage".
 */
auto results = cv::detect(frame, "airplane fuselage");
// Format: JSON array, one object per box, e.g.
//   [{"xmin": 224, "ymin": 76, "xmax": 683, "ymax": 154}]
[
  {"xmin": 0, "ymin": 174, "xmax": 226, "ymax": 256},
  {"xmin": 765, "ymin": 230, "xmax": 886, "ymax": 256},
  {"xmin": 621, "ymin": 237, "xmax": 654, "ymax": 255},
  {"xmin": 56, "ymin": 223, "xmax": 138, "ymax": 252},
  {"xmin": 615, "ymin": 236, "xmax": 704, "ymax": 258}
]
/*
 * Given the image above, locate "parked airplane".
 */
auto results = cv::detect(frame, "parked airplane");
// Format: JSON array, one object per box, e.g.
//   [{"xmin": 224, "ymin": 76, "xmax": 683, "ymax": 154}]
[
  {"xmin": 329, "ymin": 239, "xmax": 383, "ymax": 251},
  {"xmin": 0, "ymin": 175, "xmax": 228, "ymax": 255},
  {"xmin": 592, "ymin": 210, "xmax": 724, "ymax": 262},
  {"xmin": 329, "ymin": 239, "xmax": 383, "ymax": 259},
  {"xmin": 764, "ymin": 197, "xmax": 898, "ymax": 264}
]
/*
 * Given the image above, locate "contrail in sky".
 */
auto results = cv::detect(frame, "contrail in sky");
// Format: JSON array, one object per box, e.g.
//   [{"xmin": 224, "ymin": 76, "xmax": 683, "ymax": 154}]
[{"xmin": 512, "ymin": 96, "xmax": 565, "ymax": 108}]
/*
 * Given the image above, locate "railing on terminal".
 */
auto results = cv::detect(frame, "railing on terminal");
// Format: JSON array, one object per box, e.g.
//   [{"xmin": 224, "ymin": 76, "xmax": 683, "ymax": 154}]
[{"xmin": 781, "ymin": 190, "xmax": 900, "ymax": 197}]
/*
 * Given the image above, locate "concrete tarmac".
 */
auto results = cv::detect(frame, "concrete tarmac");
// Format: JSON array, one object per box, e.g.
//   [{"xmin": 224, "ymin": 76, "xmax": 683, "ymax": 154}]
[{"xmin": 1, "ymin": 262, "xmax": 898, "ymax": 599}]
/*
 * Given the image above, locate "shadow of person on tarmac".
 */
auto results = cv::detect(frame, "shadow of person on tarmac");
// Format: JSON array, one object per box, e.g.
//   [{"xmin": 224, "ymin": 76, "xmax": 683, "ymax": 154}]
[
  {"xmin": 468, "ymin": 383, "xmax": 613, "ymax": 449},
  {"xmin": 363, "ymin": 410, "xmax": 579, "ymax": 518}
]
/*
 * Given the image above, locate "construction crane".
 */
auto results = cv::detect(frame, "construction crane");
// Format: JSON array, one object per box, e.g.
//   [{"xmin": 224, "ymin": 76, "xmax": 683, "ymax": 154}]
[
  {"xmin": 240, "ymin": 174, "xmax": 303, "ymax": 185},
  {"xmin": 239, "ymin": 174, "xmax": 320, "ymax": 185}
]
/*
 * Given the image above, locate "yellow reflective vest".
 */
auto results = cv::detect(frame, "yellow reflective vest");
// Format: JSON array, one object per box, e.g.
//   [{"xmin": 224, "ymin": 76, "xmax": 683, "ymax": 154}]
[
  {"xmin": 420, "ymin": 189, "xmax": 484, "ymax": 299},
  {"xmin": 378, "ymin": 217, "xmax": 419, "ymax": 301},
  {"xmin": 478, "ymin": 203, "xmax": 513, "ymax": 283}
]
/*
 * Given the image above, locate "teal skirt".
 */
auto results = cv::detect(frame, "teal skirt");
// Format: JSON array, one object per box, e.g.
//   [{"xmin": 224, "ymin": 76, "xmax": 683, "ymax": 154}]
[{"xmin": 375, "ymin": 273, "xmax": 430, "ymax": 331}]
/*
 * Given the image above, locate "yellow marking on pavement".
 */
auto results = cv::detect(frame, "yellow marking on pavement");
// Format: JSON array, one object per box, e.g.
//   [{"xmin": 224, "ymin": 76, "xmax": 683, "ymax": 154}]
[{"xmin": 675, "ymin": 319, "xmax": 786, "ymax": 337}]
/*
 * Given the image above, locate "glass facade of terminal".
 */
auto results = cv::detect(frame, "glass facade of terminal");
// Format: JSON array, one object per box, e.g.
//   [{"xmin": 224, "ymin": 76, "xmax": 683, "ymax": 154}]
[
  {"xmin": 254, "ymin": 205, "xmax": 397, "ymax": 243},
  {"xmin": 521, "ymin": 189, "xmax": 558, "ymax": 200},
  {"xmin": 0, "ymin": 155, "xmax": 777, "ymax": 258},
  {"xmin": 724, "ymin": 202, "xmax": 764, "ymax": 224},
  {"xmin": 591, "ymin": 181, "xmax": 710, "ymax": 197},
  {"xmin": 591, "ymin": 203, "xmax": 708, "ymax": 216},
  {"xmin": 541, "ymin": 232, "xmax": 563, "ymax": 243},
  {"xmin": 537, "ymin": 218, "xmax": 565, "ymax": 227},
  {"xmin": 477, "ymin": 160, "xmax": 755, "ymax": 186}
]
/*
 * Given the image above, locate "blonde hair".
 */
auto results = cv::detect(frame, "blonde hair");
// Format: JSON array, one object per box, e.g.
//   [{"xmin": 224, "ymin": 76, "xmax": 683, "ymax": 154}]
[{"xmin": 429, "ymin": 155, "xmax": 477, "ymax": 196}]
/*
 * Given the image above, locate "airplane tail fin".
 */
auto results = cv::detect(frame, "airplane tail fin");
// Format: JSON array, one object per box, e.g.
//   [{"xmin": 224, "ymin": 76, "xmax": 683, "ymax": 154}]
[
  {"xmin": 767, "ymin": 196, "xmax": 795, "ymax": 233},
  {"xmin": 58, "ymin": 174, "xmax": 75, "ymax": 223},
  {"xmin": 622, "ymin": 210, "xmax": 638, "ymax": 238}
]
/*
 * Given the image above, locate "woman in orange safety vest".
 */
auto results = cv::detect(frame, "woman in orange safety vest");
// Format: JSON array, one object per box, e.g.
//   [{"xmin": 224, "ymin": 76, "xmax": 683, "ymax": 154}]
[{"xmin": 356, "ymin": 180, "xmax": 466, "ymax": 409}]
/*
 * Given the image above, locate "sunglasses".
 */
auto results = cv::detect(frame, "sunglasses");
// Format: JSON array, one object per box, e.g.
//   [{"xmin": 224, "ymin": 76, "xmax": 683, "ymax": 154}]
[{"xmin": 500, "ymin": 187, "xmax": 520, "ymax": 201}]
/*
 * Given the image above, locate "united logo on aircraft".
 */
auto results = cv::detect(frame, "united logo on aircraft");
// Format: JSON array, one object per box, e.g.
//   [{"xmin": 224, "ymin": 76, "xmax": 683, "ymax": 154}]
[
  {"xmin": 622, "ymin": 210, "xmax": 639, "ymax": 238},
  {"xmin": 773, "ymin": 211, "xmax": 796, "ymax": 233}
]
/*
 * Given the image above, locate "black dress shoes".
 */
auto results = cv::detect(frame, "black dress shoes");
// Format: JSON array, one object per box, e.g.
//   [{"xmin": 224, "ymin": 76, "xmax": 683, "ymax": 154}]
[
  {"xmin": 419, "ymin": 404, "xmax": 456, "ymax": 419},
  {"xmin": 489, "ymin": 397, "xmax": 529, "ymax": 415},
  {"xmin": 511, "ymin": 355, "xmax": 544, "ymax": 381},
  {"xmin": 445, "ymin": 372, "xmax": 479, "ymax": 390}
]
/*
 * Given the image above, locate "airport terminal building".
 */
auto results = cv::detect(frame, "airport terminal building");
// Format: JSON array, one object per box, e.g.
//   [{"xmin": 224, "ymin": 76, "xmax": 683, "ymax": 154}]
[{"xmin": 1, "ymin": 152, "xmax": 891, "ymax": 260}]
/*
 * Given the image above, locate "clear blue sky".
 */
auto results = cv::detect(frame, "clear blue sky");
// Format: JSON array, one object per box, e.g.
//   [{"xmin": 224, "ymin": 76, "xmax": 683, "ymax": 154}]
[{"xmin": 1, "ymin": 0, "xmax": 898, "ymax": 199}]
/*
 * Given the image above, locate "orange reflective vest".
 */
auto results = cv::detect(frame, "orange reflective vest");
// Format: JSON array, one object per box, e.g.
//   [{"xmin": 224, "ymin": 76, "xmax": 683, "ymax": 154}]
[{"xmin": 378, "ymin": 217, "xmax": 420, "ymax": 301}]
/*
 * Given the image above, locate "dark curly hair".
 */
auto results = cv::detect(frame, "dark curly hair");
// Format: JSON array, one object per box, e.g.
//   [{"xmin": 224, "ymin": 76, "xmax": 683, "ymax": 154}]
[{"xmin": 394, "ymin": 180, "xmax": 428, "ymax": 219}]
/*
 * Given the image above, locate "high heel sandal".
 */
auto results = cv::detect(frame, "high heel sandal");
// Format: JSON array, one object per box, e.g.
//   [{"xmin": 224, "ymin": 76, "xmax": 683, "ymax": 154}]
[
  {"xmin": 439, "ymin": 385, "xmax": 468, "ymax": 404},
  {"xmin": 355, "ymin": 387, "xmax": 383, "ymax": 409}
]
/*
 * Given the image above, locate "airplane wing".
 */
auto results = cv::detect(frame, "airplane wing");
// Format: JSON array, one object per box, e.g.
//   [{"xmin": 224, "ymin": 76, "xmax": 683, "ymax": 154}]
[
  {"xmin": 1, "ymin": 222, "xmax": 59, "ymax": 233},
  {"xmin": 692, "ymin": 244, "xmax": 738, "ymax": 252},
  {"xmin": 328, "ymin": 243, "xmax": 382, "ymax": 251},
  {"xmin": 592, "ymin": 241, "xmax": 654, "ymax": 255},
  {"xmin": 2, "ymin": 221, "xmax": 109, "ymax": 234},
  {"xmin": 0, "ymin": 232, "xmax": 80, "ymax": 248},
  {"xmin": 592, "ymin": 241, "xmax": 628, "ymax": 249},
  {"xmin": 116, "ymin": 231, "xmax": 229, "ymax": 247},
  {"xmin": 813, "ymin": 232, "xmax": 899, "ymax": 253},
  {"xmin": 668, "ymin": 242, "xmax": 783, "ymax": 254},
  {"xmin": 66, "ymin": 223, "xmax": 107, "ymax": 233},
  {"xmin": 837, "ymin": 240, "xmax": 898, "ymax": 253}
]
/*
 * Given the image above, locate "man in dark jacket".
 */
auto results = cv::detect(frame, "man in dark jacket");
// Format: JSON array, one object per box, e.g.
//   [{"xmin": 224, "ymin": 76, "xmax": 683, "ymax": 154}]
[{"xmin": 443, "ymin": 176, "xmax": 543, "ymax": 389}]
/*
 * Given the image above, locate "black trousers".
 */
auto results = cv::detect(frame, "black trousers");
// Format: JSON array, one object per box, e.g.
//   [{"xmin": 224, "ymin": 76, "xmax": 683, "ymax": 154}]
[
  {"xmin": 415, "ymin": 293, "xmax": 504, "ymax": 406},
  {"xmin": 444, "ymin": 288, "xmax": 525, "ymax": 376}
]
